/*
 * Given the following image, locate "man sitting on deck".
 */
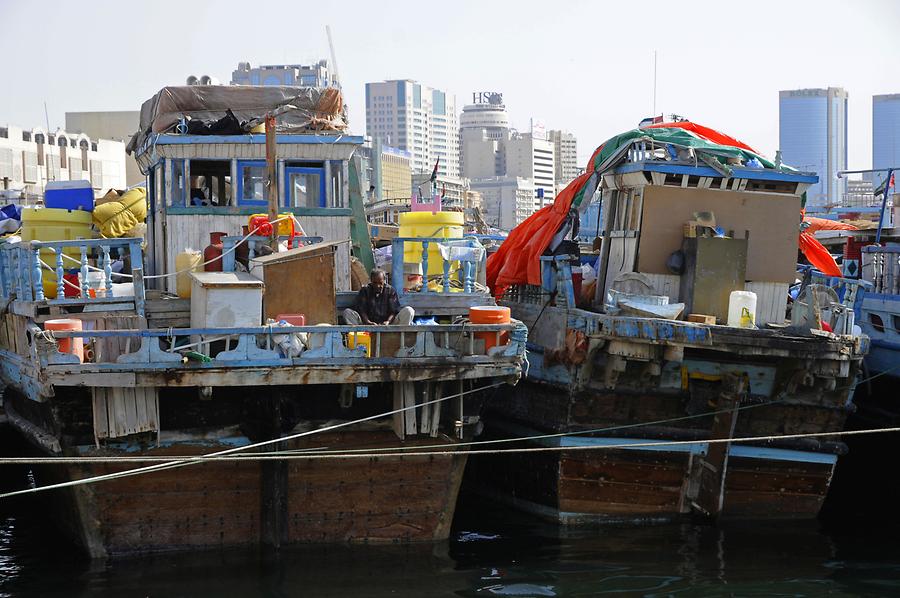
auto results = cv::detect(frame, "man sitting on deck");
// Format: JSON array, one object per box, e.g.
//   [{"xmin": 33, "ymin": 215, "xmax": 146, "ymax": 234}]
[{"xmin": 343, "ymin": 269, "xmax": 414, "ymax": 325}]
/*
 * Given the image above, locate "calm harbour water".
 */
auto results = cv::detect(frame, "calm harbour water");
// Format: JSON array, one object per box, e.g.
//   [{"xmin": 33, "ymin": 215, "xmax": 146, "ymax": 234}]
[
  {"xmin": 3, "ymin": 386, "xmax": 900, "ymax": 597},
  {"xmin": 2, "ymin": 490, "xmax": 900, "ymax": 597}
]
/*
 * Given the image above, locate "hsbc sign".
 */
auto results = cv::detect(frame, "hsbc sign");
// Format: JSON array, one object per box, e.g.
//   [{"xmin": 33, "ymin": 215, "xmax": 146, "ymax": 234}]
[{"xmin": 472, "ymin": 92, "xmax": 503, "ymax": 105}]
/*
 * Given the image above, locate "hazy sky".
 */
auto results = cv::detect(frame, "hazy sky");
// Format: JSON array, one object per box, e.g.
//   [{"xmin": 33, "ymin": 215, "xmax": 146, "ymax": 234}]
[{"xmin": 1, "ymin": 0, "xmax": 897, "ymax": 169}]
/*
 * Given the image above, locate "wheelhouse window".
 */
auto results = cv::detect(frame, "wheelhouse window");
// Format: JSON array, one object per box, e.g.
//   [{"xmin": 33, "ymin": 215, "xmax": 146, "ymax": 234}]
[
  {"xmin": 285, "ymin": 163, "xmax": 326, "ymax": 208},
  {"xmin": 236, "ymin": 160, "xmax": 267, "ymax": 206},
  {"xmin": 188, "ymin": 160, "xmax": 231, "ymax": 207},
  {"xmin": 169, "ymin": 159, "xmax": 186, "ymax": 206}
]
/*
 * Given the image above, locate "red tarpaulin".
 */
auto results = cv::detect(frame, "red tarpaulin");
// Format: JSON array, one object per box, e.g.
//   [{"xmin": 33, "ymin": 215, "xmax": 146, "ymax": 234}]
[
  {"xmin": 803, "ymin": 216, "xmax": 858, "ymax": 234},
  {"xmin": 799, "ymin": 231, "xmax": 842, "ymax": 277},
  {"xmin": 486, "ymin": 171, "xmax": 594, "ymax": 295},
  {"xmin": 643, "ymin": 121, "xmax": 760, "ymax": 154}
]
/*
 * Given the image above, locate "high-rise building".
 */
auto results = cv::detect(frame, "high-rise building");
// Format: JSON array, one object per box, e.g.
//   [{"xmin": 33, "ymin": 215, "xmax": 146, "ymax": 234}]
[
  {"xmin": 873, "ymin": 94, "xmax": 900, "ymax": 189},
  {"xmin": 365, "ymin": 80, "xmax": 459, "ymax": 178},
  {"xmin": 231, "ymin": 60, "xmax": 337, "ymax": 88},
  {"xmin": 779, "ymin": 87, "xmax": 848, "ymax": 207},
  {"xmin": 460, "ymin": 94, "xmax": 510, "ymax": 178},
  {"xmin": 469, "ymin": 176, "xmax": 535, "ymax": 230},
  {"xmin": 548, "ymin": 129, "xmax": 579, "ymax": 185},
  {"xmin": 504, "ymin": 133, "xmax": 555, "ymax": 211},
  {"xmin": 459, "ymin": 93, "xmax": 556, "ymax": 222}
]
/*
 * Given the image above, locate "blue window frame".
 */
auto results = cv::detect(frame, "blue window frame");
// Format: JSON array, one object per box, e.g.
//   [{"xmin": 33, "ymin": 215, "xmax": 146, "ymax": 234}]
[
  {"xmin": 235, "ymin": 160, "xmax": 268, "ymax": 206},
  {"xmin": 284, "ymin": 166, "xmax": 326, "ymax": 208},
  {"xmin": 169, "ymin": 159, "xmax": 186, "ymax": 207}
]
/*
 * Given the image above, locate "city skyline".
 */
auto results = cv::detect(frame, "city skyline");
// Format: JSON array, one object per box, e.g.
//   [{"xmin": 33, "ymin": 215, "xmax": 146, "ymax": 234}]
[{"xmin": 1, "ymin": 0, "xmax": 897, "ymax": 173}]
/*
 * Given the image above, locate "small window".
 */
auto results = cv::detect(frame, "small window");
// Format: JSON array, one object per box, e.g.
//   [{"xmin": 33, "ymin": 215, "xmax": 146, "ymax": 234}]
[
  {"xmin": 35, "ymin": 133, "xmax": 45, "ymax": 145},
  {"xmin": 169, "ymin": 160, "xmax": 186, "ymax": 207},
  {"xmin": 22, "ymin": 131, "xmax": 32, "ymax": 142},
  {"xmin": 70, "ymin": 139, "xmax": 77, "ymax": 148},
  {"xmin": 237, "ymin": 161, "xmax": 268, "ymax": 206},
  {"xmin": 285, "ymin": 166, "xmax": 325, "ymax": 208},
  {"xmin": 48, "ymin": 134, "xmax": 55, "ymax": 144},
  {"xmin": 91, "ymin": 142, "xmax": 97, "ymax": 152},
  {"xmin": 0, "ymin": 127, "xmax": 7, "ymax": 138},
  {"xmin": 187, "ymin": 160, "xmax": 231, "ymax": 207},
  {"xmin": 870, "ymin": 313, "xmax": 885, "ymax": 333}
]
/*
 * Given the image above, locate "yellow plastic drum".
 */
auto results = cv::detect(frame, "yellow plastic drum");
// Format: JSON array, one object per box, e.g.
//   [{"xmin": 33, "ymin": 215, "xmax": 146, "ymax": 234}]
[
  {"xmin": 21, "ymin": 207, "xmax": 93, "ymax": 297},
  {"xmin": 398, "ymin": 211, "xmax": 464, "ymax": 276}
]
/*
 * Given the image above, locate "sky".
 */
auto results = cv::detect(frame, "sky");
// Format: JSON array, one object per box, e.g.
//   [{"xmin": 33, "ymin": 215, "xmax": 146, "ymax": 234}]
[{"xmin": 1, "ymin": 0, "xmax": 897, "ymax": 169}]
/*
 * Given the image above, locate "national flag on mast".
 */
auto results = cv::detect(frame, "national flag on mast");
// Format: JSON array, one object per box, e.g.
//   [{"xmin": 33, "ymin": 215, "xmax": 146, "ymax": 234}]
[
  {"xmin": 430, "ymin": 157, "xmax": 440, "ymax": 182},
  {"xmin": 638, "ymin": 115, "xmax": 664, "ymax": 127}
]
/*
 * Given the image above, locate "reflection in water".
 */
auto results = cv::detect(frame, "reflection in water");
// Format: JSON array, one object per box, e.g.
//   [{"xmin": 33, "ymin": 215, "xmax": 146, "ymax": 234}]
[{"xmin": 2, "ymin": 443, "xmax": 900, "ymax": 596}]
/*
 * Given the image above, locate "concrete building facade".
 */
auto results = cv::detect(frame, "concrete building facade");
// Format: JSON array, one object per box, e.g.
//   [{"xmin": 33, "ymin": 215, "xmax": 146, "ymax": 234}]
[
  {"xmin": 873, "ymin": 94, "xmax": 900, "ymax": 189},
  {"xmin": 365, "ymin": 80, "xmax": 459, "ymax": 179},
  {"xmin": 65, "ymin": 111, "xmax": 142, "ymax": 187},
  {"xmin": 231, "ymin": 60, "xmax": 337, "ymax": 88},
  {"xmin": 548, "ymin": 129, "xmax": 579, "ymax": 185},
  {"xmin": 0, "ymin": 124, "xmax": 126, "ymax": 199},
  {"xmin": 469, "ymin": 176, "xmax": 534, "ymax": 230},
  {"xmin": 779, "ymin": 87, "xmax": 848, "ymax": 207},
  {"xmin": 505, "ymin": 133, "xmax": 555, "ymax": 211}
]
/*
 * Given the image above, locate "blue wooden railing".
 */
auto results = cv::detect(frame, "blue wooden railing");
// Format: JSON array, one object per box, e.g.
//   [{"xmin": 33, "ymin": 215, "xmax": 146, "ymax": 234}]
[
  {"xmin": 390, "ymin": 237, "xmax": 485, "ymax": 296},
  {"xmin": 220, "ymin": 235, "xmax": 324, "ymax": 271},
  {"xmin": 37, "ymin": 321, "xmax": 528, "ymax": 368},
  {"xmin": 0, "ymin": 237, "xmax": 145, "ymax": 314}
]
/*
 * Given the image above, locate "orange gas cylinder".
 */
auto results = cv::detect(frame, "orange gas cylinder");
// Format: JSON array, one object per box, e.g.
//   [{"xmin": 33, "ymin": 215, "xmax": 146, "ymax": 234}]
[
  {"xmin": 44, "ymin": 318, "xmax": 84, "ymax": 363},
  {"xmin": 469, "ymin": 306, "xmax": 511, "ymax": 352}
]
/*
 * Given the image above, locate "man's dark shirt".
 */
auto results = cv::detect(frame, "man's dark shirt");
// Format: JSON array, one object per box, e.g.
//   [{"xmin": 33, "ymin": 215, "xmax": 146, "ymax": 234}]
[{"xmin": 356, "ymin": 283, "xmax": 401, "ymax": 323}]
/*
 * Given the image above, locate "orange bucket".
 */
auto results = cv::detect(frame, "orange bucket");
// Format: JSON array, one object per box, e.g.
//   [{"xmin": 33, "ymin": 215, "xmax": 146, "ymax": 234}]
[
  {"xmin": 469, "ymin": 306, "xmax": 511, "ymax": 352},
  {"xmin": 44, "ymin": 318, "xmax": 84, "ymax": 363}
]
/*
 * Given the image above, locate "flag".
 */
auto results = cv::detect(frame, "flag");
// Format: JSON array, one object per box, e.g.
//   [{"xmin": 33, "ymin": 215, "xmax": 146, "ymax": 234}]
[
  {"xmin": 638, "ymin": 115, "xmax": 664, "ymax": 127},
  {"xmin": 430, "ymin": 158, "xmax": 440, "ymax": 182}
]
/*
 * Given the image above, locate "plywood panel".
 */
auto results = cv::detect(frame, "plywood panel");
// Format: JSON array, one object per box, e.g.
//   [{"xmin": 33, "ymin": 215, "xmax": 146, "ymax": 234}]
[
  {"xmin": 253, "ymin": 242, "xmax": 339, "ymax": 324},
  {"xmin": 637, "ymin": 186, "xmax": 800, "ymax": 283}
]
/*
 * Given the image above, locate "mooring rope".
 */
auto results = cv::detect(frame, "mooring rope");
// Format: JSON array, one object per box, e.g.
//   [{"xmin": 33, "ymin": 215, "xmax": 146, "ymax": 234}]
[{"xmin": 1, "ymin": 426, "xmax": 898, "ymax": 468}]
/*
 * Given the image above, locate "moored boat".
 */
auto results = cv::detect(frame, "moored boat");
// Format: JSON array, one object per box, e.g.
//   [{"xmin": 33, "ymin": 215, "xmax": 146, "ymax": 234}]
[
  {"xmin": 0, "ymin": 85, "xmax": 527, "ymax": 557},
  {"xmin": 467, "ymin": 121, "xmax": 868, "ymax": 523}
]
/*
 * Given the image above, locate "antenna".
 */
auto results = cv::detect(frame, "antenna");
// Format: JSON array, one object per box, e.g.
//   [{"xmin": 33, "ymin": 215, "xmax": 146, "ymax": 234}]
[
  {"xmin": 44, "ymin": 101, "xmax": 54, "ymax": 182},
  {"xmin": 326, "ymin": 25, "xmax": 341, "ymax": 87},
  {"xmin": 652, "ymin": 50, "xmax": 658, "ymax": 117}
]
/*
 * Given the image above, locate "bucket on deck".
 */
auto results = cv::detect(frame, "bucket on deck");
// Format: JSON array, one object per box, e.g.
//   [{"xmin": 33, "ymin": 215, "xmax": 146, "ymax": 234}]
[
  {"xmin": 403, "ymin": 262, "xmax": 423, "ymax": 291},
  {"xmin": 469, "ymin": 305, "xmax": 511, "ymax": 352},
  {"xmin": 44, "ymin": 318, "xmax": 84, "ymax": 363}
]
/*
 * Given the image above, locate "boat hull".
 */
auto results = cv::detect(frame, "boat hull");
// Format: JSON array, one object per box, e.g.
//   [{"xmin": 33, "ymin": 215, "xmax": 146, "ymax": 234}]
[
  {"xmin": 468, "ymin": 365, "xmax": 851, "ymax": 524},
  {"xmin": 25, "ymin": 431, "xmax": 466, "ymax": 558}
]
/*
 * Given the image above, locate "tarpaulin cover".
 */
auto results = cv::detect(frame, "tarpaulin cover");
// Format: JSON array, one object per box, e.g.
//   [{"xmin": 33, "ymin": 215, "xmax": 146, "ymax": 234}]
[
  {"xmin": 486, "ymin": 121, "xmax": 810, "ymax": 295},
  {"xmin": 127, "ymin": 86, "xmax": 347, "ymax": 154},
  {"xmin": 803, "ymin": 216, "xmax": 858, "ymax": 234},
  {"xmin": 799, "ymin": 231, "xmax": 842, "ymax": 277}
]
